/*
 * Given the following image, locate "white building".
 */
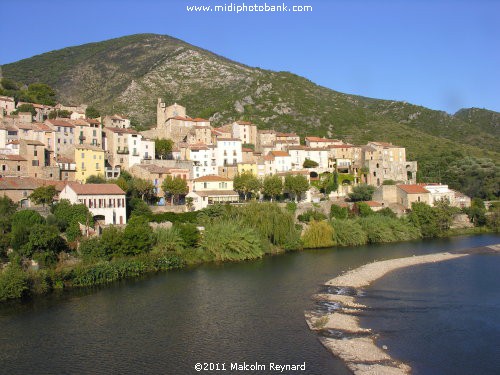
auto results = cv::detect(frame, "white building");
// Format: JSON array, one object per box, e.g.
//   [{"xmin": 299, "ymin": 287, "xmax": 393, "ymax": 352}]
[
  {"xmin": 188, "ymin": 144, "xmax": 217, "ymax": 178},
  {"xmin": 59, "ymin": 182, "xmax": 127, "ymax": 225},
  {"xmin": 268, "ymin": 151, "xmax": 292, "ymax": 174},
  {"xmin": 186, "ymin": 175, "xmax": 239, "ymax": 210},
  {"xmin": 215, "ymin": 138, "xmax": 242, "ymax": 167},
  {"xmin": 288, "ymin": 146, "xmax": 329, "ymax": 170},
  {"xmin": 305, "ymin": 136, "xmax": 343, "ymax": 148}
]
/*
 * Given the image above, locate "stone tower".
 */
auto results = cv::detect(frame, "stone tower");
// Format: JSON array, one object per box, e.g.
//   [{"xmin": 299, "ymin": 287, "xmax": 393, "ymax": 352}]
[{"xmin": 157, "ymin": 98, "xmax": 186, "ymax": 128}]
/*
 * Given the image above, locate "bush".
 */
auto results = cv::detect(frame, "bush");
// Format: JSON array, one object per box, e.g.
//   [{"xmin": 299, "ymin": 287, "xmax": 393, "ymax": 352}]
[
  {"xmin": 358, "ymin": 216, "xmax": 420, "ymax": 243},
  {"xmin": 0, "ymin": 266, "xmax": 29, "ymax": 301},
  {"xmin": 330, "ymin": 219, "xmax": 368, "ymax": 246},
  {"xmin": 354, "ymin": 202, "xmax": 373, "ymax": 217},
  {"xmin": 79, "ymin": 237, "xmax": 108, "ymax": 261},
  {"xmin": 302, "ymin": 221, "xmax": 335, "ymax": 248},
  {"xmin": 153, "ymin": 227, "xmax": 185, "ymax": 253},
  {"xmin": 376, "ymin": 207, "xmax": 397, "ymax": 218},
  {"xmin": 150, "ymin": 211, "xmax": 199, "ymax": 224},
  {"xmin": 330, "ymin": 204, "xmax": 348, "ymax": 219},
  {"xmin": 200, "ymin": 221, "xmax": 264, "ymax": 261},
  {"xmin": 174, "ymin": 223, "xmax": 200, "ymax": 248},
  {"xmin": 237, "ymin": 202, "xmax": 301, "ymax": 250},
  {"xmin": 298, "ymin": 209, "xmax": 327, "ymax": 223},
  {"xmin": 286, "ymin": 202, "xmax": 298, "ymax": 213},
  {"xmin": 120, "ymin": 216, "xmax": 155, "ymax": 256}
]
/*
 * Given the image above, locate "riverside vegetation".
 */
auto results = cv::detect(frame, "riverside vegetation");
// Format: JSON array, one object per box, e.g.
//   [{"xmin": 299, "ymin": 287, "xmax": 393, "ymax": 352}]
[{"xmin": 1, "ymin": 193, "xmax": 498, "ymax": 302}]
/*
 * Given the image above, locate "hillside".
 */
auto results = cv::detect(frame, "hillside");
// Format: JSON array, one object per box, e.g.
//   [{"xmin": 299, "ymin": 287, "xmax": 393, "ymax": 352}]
[{"xmin": 2, "ymin": 33, "xmax": 499, "ymax": 161}]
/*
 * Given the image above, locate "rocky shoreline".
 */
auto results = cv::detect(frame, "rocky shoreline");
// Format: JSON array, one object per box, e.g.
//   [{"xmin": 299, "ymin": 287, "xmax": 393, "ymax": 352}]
[{"xmin": 305, "ymin": 244, "xmax": 500, "ymax": 375}]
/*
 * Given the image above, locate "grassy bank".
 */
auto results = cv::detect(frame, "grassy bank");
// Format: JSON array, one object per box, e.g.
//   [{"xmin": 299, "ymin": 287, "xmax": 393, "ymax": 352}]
[{"xmin": 1, "ymin": 201, "xmax": 498, "ymax": 303}]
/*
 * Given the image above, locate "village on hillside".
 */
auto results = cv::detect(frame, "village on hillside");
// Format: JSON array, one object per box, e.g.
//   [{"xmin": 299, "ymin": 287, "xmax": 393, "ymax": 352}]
[{"xmin": 0, "ymin": 95, "xmax": 471, "ymax": 229}]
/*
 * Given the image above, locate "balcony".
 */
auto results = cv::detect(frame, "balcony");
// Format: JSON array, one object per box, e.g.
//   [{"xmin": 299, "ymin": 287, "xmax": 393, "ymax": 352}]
[
  {"xmin": 117, "ymin": 148, "xmax": 129, "ymax": 154},
  {"xmin": 132, "ymin": 151, "xmax": 140, "ymax": 156},
  {"xmin": 143, "ymin": 155, "xmax": 152, "ymax": 160}
]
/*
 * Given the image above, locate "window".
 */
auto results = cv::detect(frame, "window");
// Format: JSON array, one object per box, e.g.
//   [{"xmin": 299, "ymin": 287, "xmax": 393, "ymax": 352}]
[
  {"xmin": 203, "ymin": 182, "xmax": 208, "ymax": 188},
  {"xmin": 96, "ymin": 163, "xmax": 99, "ymax": 170},
  {"xmin": 81, "ymin": 162, "xmax": 85, "ymax": 169},
  {"xmin": 17, "ymin": 166, "xmax": 21, "ymax": 171},
  {"xmin": 81, "ymin": 153, "xmax": 85, "ymax": 158},
  {"xmin": 1, "ymin": 165, "xmax": 5, "ymax": 171},
  {"xmin": 34, "ymin": 150, "xmax": 37, "ymax": 157}
]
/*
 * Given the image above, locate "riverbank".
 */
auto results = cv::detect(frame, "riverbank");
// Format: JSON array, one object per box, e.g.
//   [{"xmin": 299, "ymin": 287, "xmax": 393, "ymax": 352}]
[{"xmin": 305, "ymin": 244, "xmax": 500, "ymax": 375}]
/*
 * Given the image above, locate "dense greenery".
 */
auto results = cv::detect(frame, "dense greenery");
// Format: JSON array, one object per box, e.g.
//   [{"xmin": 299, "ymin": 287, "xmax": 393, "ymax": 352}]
[
  {"xmin": 0, "ymin": 78, "xmax": 56, "ymax": 106},
  {"xmin": 161, "ymin": 176, "xmax": 188, "ymax": 204},
  {"xmin": 155, "ymin": 138, "xmax": 174, "ymax": 159},
  {"xmin": 348, "ymin": 184, "xmax": 376, "ymax": 202},
  {"xmin": 297, "ymin": 209, "xmax": 327, "ymax": 223},
  {"xmin": 234, "ymin": 172, "xmax": 261, "ymax": 200}
]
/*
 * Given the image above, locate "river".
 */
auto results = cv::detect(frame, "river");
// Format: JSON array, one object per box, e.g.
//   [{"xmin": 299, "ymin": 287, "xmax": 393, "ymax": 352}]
[{"xmin": 0, "ymin": 234, "xmax": 498, "ymax": 374}]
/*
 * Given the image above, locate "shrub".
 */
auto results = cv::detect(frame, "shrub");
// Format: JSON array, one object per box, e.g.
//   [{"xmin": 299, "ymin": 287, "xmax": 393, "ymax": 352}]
[
  {"xmin": 200, "ymin": 221, "xmax": 264, "ymax": 261},
  {"xmin": 154, "ymin": 227, "xmax": 185, "ymax": 253},
  {"xmin": 358, "ymin": 216, "xmax": 420, "ymax": 243},
  {"xmin": 298, "ymin": 209, "xmax": 327, "ymax": 223},
  {"xmin": 302, "ymin": 221, "xmax": 335, "ymax": 248},
  {"xmin": 330, "ymin": 219, "xmax": 368, "ymax": 246},
  {"xmin": 79, "ymin": 237, "xmax": 108, "ymax": 261},
  {"xmin": 330, "ymin": 204, "xmax": 348, "ymax": 219},
  {"xmin": 237, "ymin": 202, "xmax": 300, "ymax": 250},
  {"xmin": 376, "ymin": 207, "xmax": 397, "ymax": 218},
  {"xmin": 174, "ymin": 223, "xmax": 200, "ymax": 248},
  {"xmin": 0, "ymin": 266, "xmax": 29, "ymax": 301},
  {"xmin": 150, "ymin": 211, "xmax": 199, "ymax": 224},
  {"xmin": 354, "ymin": 202, "xmax": 373, "ymax": 217}
]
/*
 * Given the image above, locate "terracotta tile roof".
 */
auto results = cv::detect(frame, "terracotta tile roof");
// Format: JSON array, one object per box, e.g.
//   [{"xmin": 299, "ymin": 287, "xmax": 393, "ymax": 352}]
[
  {"xmin": 362, "ymin": 201, "xmax": 383, "ymax": 207},
  {"xmin": 263, "ymin": 155, "xmax": 274, "ymax": 161},
  {"xmin": 0, "ymin": 177, "xmax": 64, "ymax": 191},
  {"xmin": 194, "ymin": 125, "xmax": 211, "ymax": 129},
  {"xmin": 0, "ymin": 154, "xmax": 26, "ymax": 161},
  {"xmin": 7, "ymin": 140, "xmax": 19, "ymax": 145},
  {"xmin": 133, "ymin": 164, "xmax": 175, "ymax": 174},
  {"xmin": 56, "ymin": 155, "xmax": 75, "ymax": 164},
  {"xmin": 189, "ymin": 144, "xmax": 210, "ymax": 151},
  {"xmin": 235, "ymin": 121, "xmax": 253, "ymax": 125},
  {"xmin": 276, "ymin": 132, "xmax": 298, "ymax": 137},
  {"xmin": 47, "ymin": 119, "xmax": 75, "ymax": 128},
  {"xmin": 192, "ymin": 118, "xmax": 209, "ymax": 122},
  {"xmin": 269, "ymin": 150, "xmax": 290, "ymax": 157},
  {"xmin": 105, "ymin": 127, "xmax": 138, "ymax": 135},
  {"xmin": 66, "ymin": 182, "xmax": 125, "ymax": 195},
  {"xmin": 242, "ymin": 148, "xmax": 254, "ymax": 152},
  {"xmin": 70, "ymin": 119, "xmax": 90, "ymax": 126},
  {"xmin": 193, "ymin": 175, "xmax": 231, "ymax": 182},
  {"xmin": 86, "ymin": 118, "xmax": 100, "ymax": 125},
  {"xmin": 167, "ymin": 116, "xmax": 193, "ymax": 121},
  {"xmin": 0, "ymin": 96, "xmax": 14, "ymax": 102},
  {"xmin": 397, "ymin": 184, "xmax": 429, "ymax": 194},
  {"xmin": 22, "ymin": 139, "xmax": 45, "ymax": 146},
  {"xmin": 33, "ymin": 122, "xmax": 54, "ymax": 132}
]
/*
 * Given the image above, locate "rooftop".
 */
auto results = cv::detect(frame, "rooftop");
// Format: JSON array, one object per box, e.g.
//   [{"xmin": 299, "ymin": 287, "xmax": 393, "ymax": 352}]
[{"xmin": 66, "ymin": 182, "xmax": 125, "ymax": 195}]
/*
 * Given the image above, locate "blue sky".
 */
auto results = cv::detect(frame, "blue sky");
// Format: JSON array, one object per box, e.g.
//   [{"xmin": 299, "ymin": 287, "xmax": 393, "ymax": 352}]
[{"xmin": 0, "ymin": 0, "xmax": 498, "ymax": 113}]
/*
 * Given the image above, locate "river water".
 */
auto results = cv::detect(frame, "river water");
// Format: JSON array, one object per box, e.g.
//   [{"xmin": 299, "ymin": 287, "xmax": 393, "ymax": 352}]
[{"xmin": 0, "ymin": 234, "xmax": 498, "ymax": 374}]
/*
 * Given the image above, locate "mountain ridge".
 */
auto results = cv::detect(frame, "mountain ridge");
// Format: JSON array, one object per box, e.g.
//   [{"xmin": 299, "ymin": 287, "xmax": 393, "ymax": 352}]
[{"xmin": 1, "ymin": 33, "xmax": 498, "ymax": 163}]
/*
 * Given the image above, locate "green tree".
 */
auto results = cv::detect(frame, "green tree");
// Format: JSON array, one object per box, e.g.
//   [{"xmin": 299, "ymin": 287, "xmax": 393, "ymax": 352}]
[
  {"xmin": 29, "ymin": 185, "xmax": 57, "ymax": 207},
  {"xmin": 155, "ymin": 138, "xmax": 174, "ymax": 159},
  {"xmin": 408, "ymin": 202, "xmax": 440, "ymax": 238},
  {"xmin": 161, "ymin": 176, "xmax": 188, "ymax": 205},
  {"xmin": 0, "ymin": 78, "xmax": 19, "ymax": 91},
  {"xmin": 129, "ymin": 197, "xmax": 152, "ymax": 218},
  {"xmin": 132, "ymin": 178, "xmax": 155, "ymax": 201},
  {"xmin": 262, "ymin": 175, "xmax": 283, "ymax": 201},
  {"xmin": 48, "ymin": 109, "xmax": 72, "ymax": 119},
  {"xmin": 25, "ymin": 83, "xmax": 56, "ymax": 106},
  {"xmin": 186, "ymin": 197, "xmax": 194, "ymax": 211},
  {"xmin": 51, "ymin": 200, "xmax": 94, "ymax": 241},
  {"xmin": 303, "ymin": 158, "xmax": 319, "ymax": 168},
  {"xmin": 85, "ymin": 106, "xmax": 100, "ymax": 119},
  {"xmin": 234, "ymin": 172, "xmax": 261, "ymax": 200},
  {"xmin": 85, "ymin": 175, "xmax": 107, "ymax": 184},
  {"xmin": 120, "ymin": 216, "xmax": 154, "ymax": 256},
  {"xmin": 20, "ymin": 224, "xmax": 67, "ymax": 266},
  {"xmin": 348, "ymin": 184, "xmax": 376, "ymax": 202},
  {"xmin": 284, "ymin": 174, "xmax": 309, "ymax": 202},
  {"xmin": 0, "ymin": 196, "xmax": 17, "ymax": 257},
  {"xmin": 14, "ymin": 103, "xmax": 36, "ymax": 117},
  {"xmin": 0, "ymin": 265, "xmax": 29, "ymax": 302}
]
